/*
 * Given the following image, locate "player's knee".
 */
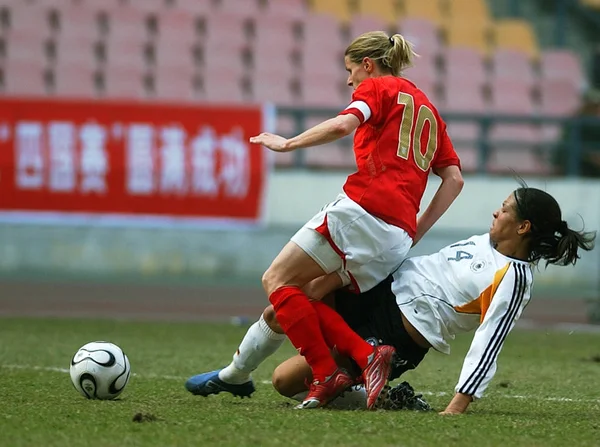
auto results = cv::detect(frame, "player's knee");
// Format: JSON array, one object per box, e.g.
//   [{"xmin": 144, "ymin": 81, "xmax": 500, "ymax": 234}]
[
  {"xmin": 262, "ymin": 305, "xmax": 283, "ymax": 334},
  {"xmin": 261, "ymin": 267, "xmax": 279, "ymax": 296},
  {"xmin": 271, "ymin": 367, "xmax": 295, "ymax": 398}
]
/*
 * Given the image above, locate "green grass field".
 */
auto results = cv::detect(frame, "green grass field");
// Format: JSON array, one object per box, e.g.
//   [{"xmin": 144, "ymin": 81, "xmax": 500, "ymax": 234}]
[{"xmin": 1, "ymin": 317, "xmax": 600, "ymax": 447}]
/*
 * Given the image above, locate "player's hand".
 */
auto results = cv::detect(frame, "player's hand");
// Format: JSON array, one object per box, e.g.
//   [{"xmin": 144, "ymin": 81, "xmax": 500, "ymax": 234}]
[
  {"xmin": 439, "ymin": 392, "xmax": 472, "ymax": 415},
  {"xmin": 439, "ymin": 408, "xmax": 464, "ymax": 415},
  {"xmin": 249, "ymin": 133, "xmax": 291, "ymax": 152}
]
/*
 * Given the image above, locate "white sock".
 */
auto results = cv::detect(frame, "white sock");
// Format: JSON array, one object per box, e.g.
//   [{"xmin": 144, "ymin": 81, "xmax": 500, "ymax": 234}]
[
  {"xmin": 218, "ymin": 314, "xmax": 286, "ymax": 384},
  {"xmin": 291, "ymin": 385, "xmax": 368, "ymax": 410}
]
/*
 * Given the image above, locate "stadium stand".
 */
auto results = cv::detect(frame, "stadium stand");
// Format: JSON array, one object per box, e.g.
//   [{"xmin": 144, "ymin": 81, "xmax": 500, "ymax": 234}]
[{"xmin": 0, "ymin": 0, "xmax": 592, "ymax": 175}]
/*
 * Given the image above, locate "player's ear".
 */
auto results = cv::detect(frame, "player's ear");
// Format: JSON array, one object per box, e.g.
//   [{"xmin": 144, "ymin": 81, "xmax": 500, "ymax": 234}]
[
  {"xmin": 362, "ymin": 57, "xmax": 372, "ymax": 72},
  {"xmin": 517, "ymin": 220, "xmax": 531, "ymax": 236}
]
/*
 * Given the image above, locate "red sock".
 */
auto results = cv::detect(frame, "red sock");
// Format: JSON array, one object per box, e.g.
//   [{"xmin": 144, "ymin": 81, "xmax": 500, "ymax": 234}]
[
  {"xmin": 269, "ymin": 286, "xmax": 338, "ymax": 382},
  {"xmin": 312, "ymin": 300, "xmax": 374, "ymax": 370}
]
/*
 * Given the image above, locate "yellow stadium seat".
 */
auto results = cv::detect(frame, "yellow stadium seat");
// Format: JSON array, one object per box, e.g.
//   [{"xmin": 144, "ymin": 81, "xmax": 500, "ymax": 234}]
[
  {"xmin": 446, "ymin": 0, "xmax": 491, "ymax": 24},
  {"xmin": 356, "ymin": 0, "xmax": 399, "ymax": 24},
  {"xmin": 581, "ymin": 0, "xmax": 600, "ymax": 9},
  {"xmin": 494, "ymin": 19, "xmax": 539, "ymax": 60},
  {"xmin": 310, "ymin": 0, "xmax": 352, "ymax": 22},
  {"xmin": 446, "ymin": 20, "xmax": 490, "ymax": 55},
  {"xmin": 401, "ymin": 0, "xmax": 443, "ymax": 25}
]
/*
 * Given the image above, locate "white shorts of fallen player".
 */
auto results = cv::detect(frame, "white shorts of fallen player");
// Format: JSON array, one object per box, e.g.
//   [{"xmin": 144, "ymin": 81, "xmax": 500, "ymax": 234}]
[{"xmin": 291, "ymin": 193, "xmax": 412, "ymax": 293}]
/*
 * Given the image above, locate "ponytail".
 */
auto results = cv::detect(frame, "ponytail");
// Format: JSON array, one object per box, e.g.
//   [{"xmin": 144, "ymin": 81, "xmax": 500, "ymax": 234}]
[
  {"xmin": 383, "ymin": 34, "xmax": 417, "ymax": 76},
  {"xmin": 345, "ymin": 31, "xmax": 417, "ymax": 77},
  {"xmin": 547, "ymin": 221, "xmax": 596, "ymax": 266},
  {"xmin": 513, "ymin": 186, "xmax": 596, "ymax": 266}
]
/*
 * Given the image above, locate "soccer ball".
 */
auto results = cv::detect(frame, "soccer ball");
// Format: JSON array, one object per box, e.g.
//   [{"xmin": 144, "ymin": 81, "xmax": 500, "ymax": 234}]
[{"xmin": 70, "ymin": 341, "xmax": 131, "ymax": 400}]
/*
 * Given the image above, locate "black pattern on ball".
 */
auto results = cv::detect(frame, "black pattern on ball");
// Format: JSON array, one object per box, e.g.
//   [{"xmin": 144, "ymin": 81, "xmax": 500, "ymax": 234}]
[
  {"xmin": 71, "ymin": 349, "xmax": 116, "ymax": 367},
  {"xmin": 79, "ymin": 373, "xmax": 97, "ymax": 399}
]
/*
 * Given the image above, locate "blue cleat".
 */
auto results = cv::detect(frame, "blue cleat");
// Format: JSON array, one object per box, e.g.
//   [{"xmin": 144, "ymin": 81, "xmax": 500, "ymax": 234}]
[{"xmin": 185, "ymin": 368, "xmax": 256, "ymax": 398}]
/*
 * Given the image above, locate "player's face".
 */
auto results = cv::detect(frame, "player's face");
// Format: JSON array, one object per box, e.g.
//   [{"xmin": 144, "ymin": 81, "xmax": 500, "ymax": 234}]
[
  {"xmin": 344, "ymin": 56, "xmax": 369, "ymax": 89},
  {"xmin": 489, "ymin": 194, "xmax": 522, "ymax": 244}
]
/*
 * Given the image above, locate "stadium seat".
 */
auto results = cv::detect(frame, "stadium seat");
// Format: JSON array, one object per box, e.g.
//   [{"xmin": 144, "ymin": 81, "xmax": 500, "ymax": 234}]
[
  {"xmin": 452, "ymin": 145, "xmax": 479, "ymax": 172},
  {"xmin": 103, "ymin": 65, "xmax": 146, "ymax": 99},
  {"xmin": 494, "ymin": 19, "xmax": 539, "ymax": 60},
  {"xmin": 487, "ymin": 149, "xmax": 552, "ymax": 175},
  {"xmin": 213, "ymin": 0, "xmax": 261, "ymax": 18},
  {"xmin": 264, "ymin": 0, "xmax": 307, "ymax": 20},
  {"xmin": 3, "ymin": 60, "xmax": 47, "ymax": 96},
  {"xmin": 402, "ymin": 0, "xmax": 443, "ymax": 26},
  {"xmin": 6, "ymin": 3, "xmax": 53, "ymax": 38},
  {"xmin": 202, "ymin": 70, "xmax": 247, "ymax": 103},
  {"xmin": 53, "ymin": 34, "xmax": 100, "ymax": 67},
  {"xmin": 252, "ymin": 73, "xmax": 296, "ymax": 106},
  {"xmin": 444, "ymin": 47, "xmax": 486, "ymax": 88},
  {"xmin": 311, "ymin": 0, "xmax": 352, "ymax": 22},
  {"xmin": 539, "ymin": 79, "xmax": 580, "ymax": 117},
  {"xmin": 301, "ymin": 73, "xmax": 346, "ymax": 107},
  {"xmin": 540, "ymin": 49, "xmax": 585, "ymax": 89},
  {"xmin": 398, "ymin": 17, "xmax": 441, "ymax": 57},
  {"xmin": 104, "ymin": 37, "xmax": 149, "ymax": 71},
  {"xmin": 153, "ymin": 37, "xmax": 196, "ymax": 71},
  {"xmin": 53, "ymin": 63, "xmax": 97, "ymax": 97},
  {"xmin": 442, "ymin": 78, "xmax": 487, "ymax": 114},
  {"xmin": 253, "ymin": 44, "xmax": 296, "ymax": 80},
  {"xmin": 348, "ymin": 14, "xmax": 390, "ymax": 40},
  {"xmin": 253, "ymin": 15, "xmax": 297, "ymax": 54},
  {"xmin": 57, "ymin": 5, "xmax": 100, "ymax": 39},
  {"xmin": 272, "ymin": 115, "xmax": 301, "ymax": 167},
  {"xmin": 491, "ymin": 49, "xmax": 535, "ymax": 87},
  {"xmin": 402, "ymin": 55, "xmax": 438, "ymax": 96},
  {"xmin": 304, "ymin": 143, "xmax": 355, "ymax": 170},
  {"xmin": 153, "ymin": 67, "xmax": 195, "ymax": 101},
  {"xmin": 169, "ymin": 0, "xmax": 211, "ymax": 15},
  {"xmin": 356, "ymin": 0, "xmax": 398, "ymax": 24},
  {"xmin": 445, "ymin": 0, "xmax": 491, "ymax": 25},
  {"xmin": 441, "ymin": 77, "xmax": 487, "ymax": 147},
  {"xmin": 581, "ymin": 0, "xmax": 600, "ymax": 8},
  {"xmin": 3, "ymin": 30, "xmax": 47, "ymax": 65},
  {"xmin": 445, "ymin": 20, "xmax": 490, "ymax": 55},
  {"xmin": 302, "ymin": 13, "xmax": 344, "ymax": 54},
  {"xmin": 105, "ymin": 7, "xmax": 150, "ymax": 42},
  {"xmin": 538, "ymin": 79, "xmax": 581, "ymax": 142},
  {"xmin": 489, "ymin": 79, "xmax": 539, "ymax": 152},
  {"xmin": 115, "ymin": 0, "xmax": 166, "ymax": 14},
  {"xmin": 205, "ymin": 13, "xmax": 251, "ymax": 50},
  {"xmin": 203, "ymin": 42, "xmax": 247, "ymax": 75},
  {"xmin": 156, "ymin": 10, "xmax": 197, "ymax": 43}
]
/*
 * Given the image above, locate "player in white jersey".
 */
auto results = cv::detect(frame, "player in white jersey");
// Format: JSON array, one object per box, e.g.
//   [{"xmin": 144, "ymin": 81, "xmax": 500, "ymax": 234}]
[
  {"xmin": 269, "ymin": 186, "xmax": 595, "ymax": 414},
  {"xmin": 185, "ymin": 186, "xmax": 594, "ymax": 413}
]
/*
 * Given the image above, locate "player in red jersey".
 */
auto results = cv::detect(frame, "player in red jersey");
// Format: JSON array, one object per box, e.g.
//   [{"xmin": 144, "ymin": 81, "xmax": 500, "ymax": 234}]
[{"xmin": 188, "ymin": 32, "xmax": 464, "ymax": 410}]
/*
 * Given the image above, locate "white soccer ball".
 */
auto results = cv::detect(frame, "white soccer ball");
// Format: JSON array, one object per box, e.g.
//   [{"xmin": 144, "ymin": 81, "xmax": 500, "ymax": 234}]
[{"xmin": 70, "ymin": 341, "xmax": 131, "ymax": 400}]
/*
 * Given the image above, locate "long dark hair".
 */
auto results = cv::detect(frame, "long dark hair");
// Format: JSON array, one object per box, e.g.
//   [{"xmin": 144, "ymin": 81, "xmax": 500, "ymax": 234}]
[{"xmin": 513, "ymin": 186, "xmax": 596, "ymax": 266}]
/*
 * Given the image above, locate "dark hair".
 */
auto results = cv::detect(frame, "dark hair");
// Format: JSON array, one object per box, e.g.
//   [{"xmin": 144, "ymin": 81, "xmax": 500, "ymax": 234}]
[{"xmin": 513, "ymin": 187, "xmax": 596, "ymax": 266}]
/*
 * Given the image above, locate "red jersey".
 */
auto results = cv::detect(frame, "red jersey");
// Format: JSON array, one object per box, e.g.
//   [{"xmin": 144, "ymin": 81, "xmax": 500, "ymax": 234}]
[{"xmin": 338, "ymin": 76, "xmax": 460, "ymax": 238}]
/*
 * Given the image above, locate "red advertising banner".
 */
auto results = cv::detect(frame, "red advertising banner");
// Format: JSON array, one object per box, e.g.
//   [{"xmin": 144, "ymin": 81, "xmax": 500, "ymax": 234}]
[{"xmin": 0, "ymin": 98, "xmax": 272, "ymax": 226}]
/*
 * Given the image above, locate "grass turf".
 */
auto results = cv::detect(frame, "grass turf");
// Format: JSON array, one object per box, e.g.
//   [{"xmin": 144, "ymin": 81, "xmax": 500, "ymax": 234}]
[{"xmin": 1, "ymin": 317, "xmax": 599, "ymax": 447}]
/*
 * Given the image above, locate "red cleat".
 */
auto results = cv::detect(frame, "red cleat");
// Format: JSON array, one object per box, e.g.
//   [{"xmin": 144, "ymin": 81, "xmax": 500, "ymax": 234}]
[
  {"xmin": 295, "ymin": 369, "xmax": 354, "ymax": 409},
  {"xmin": 361, "ymin": 345, "xmax": 396, "ymax": 410}
]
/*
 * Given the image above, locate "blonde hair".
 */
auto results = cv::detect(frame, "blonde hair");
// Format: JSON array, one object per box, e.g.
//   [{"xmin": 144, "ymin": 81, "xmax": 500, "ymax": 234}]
[{"xmin": 344, "ymin": 31, "xmax": 417, "ymax": 76}]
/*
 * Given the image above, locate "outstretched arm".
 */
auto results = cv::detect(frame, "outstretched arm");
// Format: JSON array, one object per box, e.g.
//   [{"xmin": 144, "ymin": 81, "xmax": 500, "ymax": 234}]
[
  {"xmin": 413, "ymin": 164, "xmax": 463, "ymax": 246},
  {"xmin": 249, "ymin": 114, "xmax": 361, "ymax": 153},
  {"xmin": 440, "ymin": 263, "xmax": 532, "ymax": 415}
]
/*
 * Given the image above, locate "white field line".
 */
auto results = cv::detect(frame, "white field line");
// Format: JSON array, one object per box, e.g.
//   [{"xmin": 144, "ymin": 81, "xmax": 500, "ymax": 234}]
[{"xmin": 3, "ymin": 364, "xmax": 598, "ymax": 404}]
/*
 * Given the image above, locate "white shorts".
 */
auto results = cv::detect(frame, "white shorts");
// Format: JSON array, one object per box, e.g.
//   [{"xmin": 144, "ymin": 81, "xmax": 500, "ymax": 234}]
[{"xmin": 290, "ymin": 193, "xmax": 413, "ymax": 293}]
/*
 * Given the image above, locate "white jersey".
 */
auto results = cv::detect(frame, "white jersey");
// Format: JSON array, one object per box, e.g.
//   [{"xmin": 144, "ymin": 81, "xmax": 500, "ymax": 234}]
[{"xmin": 392, "ymin": 233, "xmax": 533, "ymax": 399}]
